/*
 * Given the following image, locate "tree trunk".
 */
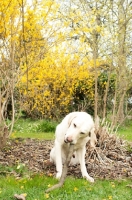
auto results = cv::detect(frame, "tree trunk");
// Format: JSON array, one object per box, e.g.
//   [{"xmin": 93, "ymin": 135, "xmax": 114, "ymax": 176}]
[
  {"xmin": 116, "ymin": 0, "xmax": 127, "ymax": 123},
  {"xmin": 103, "ymin": 72, "xmax": 110, "ymax": 119}
]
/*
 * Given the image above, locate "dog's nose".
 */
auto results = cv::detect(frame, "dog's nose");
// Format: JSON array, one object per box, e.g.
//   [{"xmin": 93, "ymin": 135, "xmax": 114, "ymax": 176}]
[{"xmin": 65, "ymin": 136, "xmax": 73, "ymax": 143}]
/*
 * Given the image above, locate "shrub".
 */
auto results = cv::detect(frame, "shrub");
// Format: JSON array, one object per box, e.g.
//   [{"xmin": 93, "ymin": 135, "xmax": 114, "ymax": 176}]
[{"xmin": 37, "ymin": 120, "xmax": 58, "ymax": 133}]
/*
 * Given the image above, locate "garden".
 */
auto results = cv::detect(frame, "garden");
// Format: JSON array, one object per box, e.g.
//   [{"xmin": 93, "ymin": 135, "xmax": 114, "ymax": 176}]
[
  {"xmin": 0, "ymin": 0, "xmax": 132, "ymax": 199},
  {"xmin": 0, "ymin": 119, "xmax": 132, "ymax": 200}
]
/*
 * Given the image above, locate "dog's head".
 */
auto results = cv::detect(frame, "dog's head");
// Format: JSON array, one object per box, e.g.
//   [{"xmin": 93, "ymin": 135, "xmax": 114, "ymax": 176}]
[{"xmin": 64, "ymin": 112, "xmax": 97, "ymax": 146}]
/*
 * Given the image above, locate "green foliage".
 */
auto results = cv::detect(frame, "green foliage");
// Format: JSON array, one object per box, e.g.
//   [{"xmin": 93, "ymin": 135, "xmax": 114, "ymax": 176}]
[
  {"xmin": 13, "ymin": 118, "xmax": 57, "ymax": 133},
  {"xmin": 126, "ymin": 143, "xmax": 132, "ymax": 153},
  {"xmin": 37, "ymin": 120, "xmax": 58, "ymax": 133},
  {"xmin": 98, "ymin": 72, "xmax": 116, "ymax": 96},
  {"xmin": 97, "ymin": 72, "xmax": 116, "ymax": 112},
  {"xmin": 0, "ymin": 163, "xmax": 28, "ymax": 177}
]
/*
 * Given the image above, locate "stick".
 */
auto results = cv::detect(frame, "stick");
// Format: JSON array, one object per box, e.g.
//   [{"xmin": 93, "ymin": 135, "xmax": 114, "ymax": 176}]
[{"xmin": 45, "ymin": 144, "xmax": 74, "ymax": 193}]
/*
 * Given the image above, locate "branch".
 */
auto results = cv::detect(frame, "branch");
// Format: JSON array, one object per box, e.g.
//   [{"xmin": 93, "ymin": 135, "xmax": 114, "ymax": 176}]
[
  {"xmin": 21, "ymin": 0, "xmax": 28, "ymax": 91},
  {"xmin": 45, "ymin": 144, "xmax": 74, "ymax": 193}
]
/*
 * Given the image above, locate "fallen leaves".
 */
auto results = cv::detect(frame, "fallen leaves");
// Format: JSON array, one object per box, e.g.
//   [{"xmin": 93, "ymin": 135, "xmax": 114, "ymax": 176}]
[{"xmin": 14, "ymin": 193, "xmax": 27, "ymax": 200}]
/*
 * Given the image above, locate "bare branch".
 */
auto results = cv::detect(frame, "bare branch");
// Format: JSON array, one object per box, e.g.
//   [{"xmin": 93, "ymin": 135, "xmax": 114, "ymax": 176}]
[{"xmin": 45, "ymin": 144, "xmax": 74, "ymax": 193}]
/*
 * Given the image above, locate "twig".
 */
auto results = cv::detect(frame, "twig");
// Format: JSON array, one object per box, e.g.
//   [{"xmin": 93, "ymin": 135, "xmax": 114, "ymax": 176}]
[
  {"xmin": 126, "ymin": 185, "xmax": 132, "ymax": 189},
  {"xmin": 94, "ymin": 149, "xmax": 106, "ymax": 164},
  {"xmin": 45, "ymin": 144, "xmax": 74, "ymax": 193},
  {"xmin": 87, "ymin": 148, "xmax": 96, "ymax": 161},
  {"xmin": 14, "ymin": 194, "xmax": 26, "ymax": 200}
]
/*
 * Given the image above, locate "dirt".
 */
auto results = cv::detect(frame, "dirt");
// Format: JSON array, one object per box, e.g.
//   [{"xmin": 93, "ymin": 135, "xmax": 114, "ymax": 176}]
[{"xmin": 0, "ymin": 137, "xmax": 132, "ymax": 180}]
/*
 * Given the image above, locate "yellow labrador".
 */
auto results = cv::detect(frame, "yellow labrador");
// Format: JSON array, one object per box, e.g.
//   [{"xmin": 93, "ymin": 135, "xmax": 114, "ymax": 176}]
[{"xmin": 50, "ymin": 112, "xmax": 97, "ymax": 182}]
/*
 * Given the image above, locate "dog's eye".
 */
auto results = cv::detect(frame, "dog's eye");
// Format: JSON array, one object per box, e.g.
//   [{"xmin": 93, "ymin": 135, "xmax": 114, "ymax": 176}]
[
  {"xmin": 80, "ymin": 132, "xmax": 85, "ymax": 134},
  {"xmin": 89, "ymin": 132, "xmax": 91, "ymax": 137},
  {"xmin": 73, "ymin": 123, "xmax": 76, "ymax": 128}
]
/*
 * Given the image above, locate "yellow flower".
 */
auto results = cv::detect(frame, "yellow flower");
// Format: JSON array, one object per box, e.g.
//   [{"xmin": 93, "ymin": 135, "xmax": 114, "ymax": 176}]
[
  {"xmin": 108, "ymin": 196, "xmax": 112, "ymax": 200},
  {"xmin": 23, "ymin": 180, "xmax": 27, "ymax": 184},
  {"xmin": 22, "ymin": 193, "xmax": 27, "ymax": 197},
  {"xmin": 45, "ymin": 193, "xmax": 49, "ymax": 199},
  {"xmin": 87, "ymin": 188, "xmax": 92, "ymax": 191},
  {"xmin": 48, "ymin": 173, "xmax": 53, "ymax": 177},
  {"xmin": 17, "ymin": 165, "xmax": 21, "ymax": 169},
  {"xmin": 111, "ymin": 182, "xmax": 115, "ymax": 188},
  {"xmin": 48, "ymin": 184, "xmax": 51, "ymax": 188},
  {"xmin": 74, "ymin": 187, "xmax": 78, "ymax": 192}
]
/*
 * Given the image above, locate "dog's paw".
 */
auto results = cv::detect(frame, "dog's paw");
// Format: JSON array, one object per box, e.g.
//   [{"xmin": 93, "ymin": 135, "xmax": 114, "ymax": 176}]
[
  {"xmin": 88, "ymin": 176, "xmax": 94, "ymax": 183},
  {"xmin": 56, "ymin": 172, "xmax": 62, "ymax": 180},
  {"xmin": 84, "ymin": 175, "xmax": 94, "ymax": 183}
]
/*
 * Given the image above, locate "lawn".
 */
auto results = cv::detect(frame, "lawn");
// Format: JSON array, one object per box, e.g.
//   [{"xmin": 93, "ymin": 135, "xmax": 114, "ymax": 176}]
[
  {"xmin": 11, "ymin": 118, "xmax": 56, "ymax": 140},
  {"xmin": 11, "ymin": 118, "xmax": 132, "ymax": 141},
  {"xmin": 0, "ymin": 174, "xmax": 131, "ymax": 200},
  {"xmin": 0, "ymin": 118, "xmax": 131, "ymax": 200},
  {"xmin": 117, "ymin": 120, "xmax": 132, "ymax": 141}
]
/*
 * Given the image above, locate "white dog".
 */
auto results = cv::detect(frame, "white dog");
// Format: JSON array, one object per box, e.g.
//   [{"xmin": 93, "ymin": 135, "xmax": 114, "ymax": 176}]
[{"xmin": 50, "ymin": 112, "xmax": 97, "ymax": 182}]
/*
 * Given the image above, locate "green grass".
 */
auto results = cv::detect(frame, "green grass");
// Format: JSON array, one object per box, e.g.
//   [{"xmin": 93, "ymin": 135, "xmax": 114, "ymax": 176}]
[
  {"xmin": 11, "ymin": 118, "xmax": 55, "ymax": 140},
  {"xmin": 117, "ymin": 120, "xmax": 132, "ymax": 141},
  {"xmin": 0, "ymin": 174, "xmax": 131, "ymax": 200},
  {"xmin": 11, "ymin": 117, "xmax": 132, "ymax": 141},
  {"xmin": 11, "ymin": 131, "xmax": 54, "ymax": 140}
]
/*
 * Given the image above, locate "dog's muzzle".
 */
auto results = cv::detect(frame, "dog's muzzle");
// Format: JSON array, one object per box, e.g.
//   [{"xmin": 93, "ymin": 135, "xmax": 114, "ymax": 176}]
[{"xmin": 64, "ymin": 138, "xmax": 75, "ymax": 145}]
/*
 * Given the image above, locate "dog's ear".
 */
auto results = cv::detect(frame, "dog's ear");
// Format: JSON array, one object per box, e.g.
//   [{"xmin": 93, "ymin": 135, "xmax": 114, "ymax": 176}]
[{"xmin": 68, "ymin": 112, "xmax": 77, "ymax": 127}]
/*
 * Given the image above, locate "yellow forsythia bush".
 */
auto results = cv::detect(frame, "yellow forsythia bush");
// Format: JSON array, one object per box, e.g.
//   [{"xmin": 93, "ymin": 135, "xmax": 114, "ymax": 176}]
[{"xmin": 18, "ymin": 53, "xmax": 95, "ymax": 119}]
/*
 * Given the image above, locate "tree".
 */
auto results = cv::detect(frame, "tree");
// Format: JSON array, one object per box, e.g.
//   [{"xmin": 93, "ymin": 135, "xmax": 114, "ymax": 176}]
[
  {"xmin": 0, "ymin": 0, "xmax": 22, "ymax": 148},
  {"xmin": 0, "ymin": 0, "xmax": 131, "ymax": 148},
  {"xmin": 113, "ymin": 0, "xmax": 132, "ymax": 125},
  {"xmin": 57, "ymin": 0, "xmax": 132, "ymax": 127},
  {"xmin": 0, "ymin": 0, "xmax": 62, "ymax": 147}
]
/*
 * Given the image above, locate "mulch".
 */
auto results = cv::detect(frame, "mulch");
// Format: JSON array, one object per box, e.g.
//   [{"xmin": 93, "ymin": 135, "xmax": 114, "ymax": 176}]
[{"xmin": 0, "ymin": 135, "xmax": 132, "ymax": 180}]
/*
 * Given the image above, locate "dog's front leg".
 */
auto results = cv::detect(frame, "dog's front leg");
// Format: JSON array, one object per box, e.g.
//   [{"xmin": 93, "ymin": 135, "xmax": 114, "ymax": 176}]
[
  {"xmin": 54, "ymin": 141, "xmax": 63, "ymax": 179},
  {"xmin": 77, "ymin": 147, "xmax": 94, "ymax": 183}
]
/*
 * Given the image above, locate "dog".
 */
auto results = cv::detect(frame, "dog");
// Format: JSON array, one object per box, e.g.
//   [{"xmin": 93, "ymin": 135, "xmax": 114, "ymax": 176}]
[{"xmin": 50, "ymin": 111, "xmax": 97, "ymax": 182}]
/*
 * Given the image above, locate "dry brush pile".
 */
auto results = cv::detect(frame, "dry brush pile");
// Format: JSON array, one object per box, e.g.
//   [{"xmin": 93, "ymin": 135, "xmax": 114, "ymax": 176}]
[{"xmin": 0, "ymin": 124, "xmax": 132, "ymax": 180}]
